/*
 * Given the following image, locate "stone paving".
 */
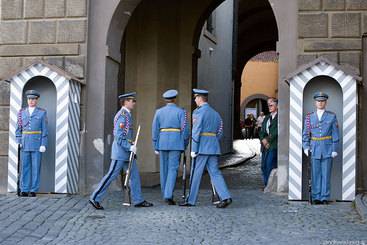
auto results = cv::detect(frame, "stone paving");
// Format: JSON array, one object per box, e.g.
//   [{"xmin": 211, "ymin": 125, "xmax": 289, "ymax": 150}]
[{"xmin": 0, "ymin": 156, "xmax": 366, "ymax": 245}]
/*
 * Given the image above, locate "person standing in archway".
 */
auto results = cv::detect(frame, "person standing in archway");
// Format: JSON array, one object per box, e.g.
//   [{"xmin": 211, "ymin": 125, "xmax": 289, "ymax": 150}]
[
  {"xmin": 16, "ymin": 90, "xmax": 48, "ymax": 197},
  {"xmin": 259, "ymin": 98, "xmax": 278, "ymax": 188},
  {"xmin": 151, "ymin": 89, "xmax": 190, "ymax": 205},
  {"xmin": 180, "ymin": 89, "xmax": 232, "ymax": 208},
  {"xmin": 89, "ymin": 92, "xmax": 153, "ymax": 210},
  {"xmin": 302, "ymin": 92, "xmax": 339, "ymax": 205},
  {"xmin": 255, "ymin": 112, "xmax": 265, "ymax": 138}
]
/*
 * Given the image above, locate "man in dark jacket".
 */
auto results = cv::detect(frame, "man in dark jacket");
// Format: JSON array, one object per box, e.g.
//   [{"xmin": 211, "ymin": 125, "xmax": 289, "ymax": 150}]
[{"xmin": 259, "ymin": 98, "xmax": 278, "ymax": 187}]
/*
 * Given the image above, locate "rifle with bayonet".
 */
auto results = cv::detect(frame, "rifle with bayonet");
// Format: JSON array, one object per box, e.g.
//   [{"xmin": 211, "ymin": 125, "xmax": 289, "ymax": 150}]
[
  {"xmin": 123, "ymin": 125, "xmax": 141, "ymax": 206},
  {"xmin": 181, "ymin": 152, "xmax": 187, "ymax": 201},
  {"xmin": 305, "ymin": 113, "xmax": 313, "ymax": 204},
  {"xmin": 308, "ymin": 151, "xmax": 313, "ymax": 204},
  {"xmin": 17, "ymin": 144, "xmax": 21, "ymax": 196}
]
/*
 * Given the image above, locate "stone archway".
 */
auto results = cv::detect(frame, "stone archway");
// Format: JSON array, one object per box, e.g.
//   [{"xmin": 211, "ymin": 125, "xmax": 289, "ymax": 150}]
[
  {"xmin": 241, "ymin": 94, "xmax": 269, "ymax": 120},
  {"xmin": 84, "ymin": 0, "xmax": 298, "ymax": 193}
]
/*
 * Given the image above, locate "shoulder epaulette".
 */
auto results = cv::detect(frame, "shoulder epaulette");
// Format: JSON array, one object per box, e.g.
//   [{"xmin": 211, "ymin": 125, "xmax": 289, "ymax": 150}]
[{"xmin": 38, "ymin": 107, "xmax": 46, "ymax": 111}]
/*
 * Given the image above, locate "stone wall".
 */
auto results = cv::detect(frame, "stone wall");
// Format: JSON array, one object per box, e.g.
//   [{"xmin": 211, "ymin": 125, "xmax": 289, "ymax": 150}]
[
  {"xmin": 0, "ymin": 0, "xmax": 87, "ymax": 192},
  {"xmin": 298, "ymin": 0, "xmax": 367, "ymax": 73}
]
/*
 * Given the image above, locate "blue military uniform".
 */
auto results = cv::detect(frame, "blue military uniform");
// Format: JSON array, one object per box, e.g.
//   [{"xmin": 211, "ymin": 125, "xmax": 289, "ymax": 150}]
[
  {"xmin": 90, "ymin": 92, "xmax": 147, "ymax": 208},
  {"xmin": 186, "ymin": 89, "xmax": 231, "ymax": 206},
  {"xmin": 302, "ymin": 92, "xmax": 339, "ymax": 202},
  {"xmin": 15, "ymin": 90, "xmax": 48, "ymax": 194},
  {"xmin": 152, "ymin": 89, "xmax": 189, "ymax": 201}
]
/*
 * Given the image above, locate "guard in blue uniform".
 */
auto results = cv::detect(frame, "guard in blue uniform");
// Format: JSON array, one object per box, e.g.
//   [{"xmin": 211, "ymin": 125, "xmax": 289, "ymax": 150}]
[
  {"xmin": 303, "ymin": 92, "xmax": 339, "ymax": 205},
  {"xmin": 15, "ymin": 90, "xmax": 48, "ymax": 197},
  {"xmin": 152, "ymin": 89, "xmax": 189, "ymax": 205},
  {"xmin": 180, "ymin": 89, "xmax": 232, "ymax": 208},
  {"xmin": 89, "ymin": 92, "xmax": 153, "ymax": 209}
]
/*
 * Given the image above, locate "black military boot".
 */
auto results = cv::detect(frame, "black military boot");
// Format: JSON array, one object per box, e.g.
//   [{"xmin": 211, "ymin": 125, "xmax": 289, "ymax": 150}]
[
  {"xmin": 165, "ymin": 198, "xmax": 176, "ymax": 205},
  {"xmin": 312, "ymin": 200, "xmax": 322, "ymax": 205},
  {"xmin": 179, "ymin": 202, "xmax": 194, "ymax": 207},
  {"xmin": 20, "ymin": 192, "xmax": 28, "ymax": 197},
  {"xmin": 89, "ymin": 199, "xmax": 104, "ymax": 210},
  {"xmin": 134, "ymin": 200, "xmax": 153, "ymax": 207},
  {"xmin": 216, "ymin": 198, "xmax": 232, "ymax": 208},
  {"xmin": 29, "ymin": 192, "xmax": 36, "ymax": 197}
]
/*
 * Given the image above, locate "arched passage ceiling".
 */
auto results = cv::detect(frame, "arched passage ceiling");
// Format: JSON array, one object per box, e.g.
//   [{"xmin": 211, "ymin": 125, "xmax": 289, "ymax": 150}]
[{"xmin": 237, "ymin": 0, "xmax": 278, "ymax": 67}]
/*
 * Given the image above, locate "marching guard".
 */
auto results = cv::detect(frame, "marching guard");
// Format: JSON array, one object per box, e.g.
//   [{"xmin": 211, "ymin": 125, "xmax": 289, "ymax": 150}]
[
  {"xmin": 152, "ymin": 89, "xmax": 189, "ymax": 205},
  {"xmin": 89, "ymin": 92, "xmax": 153, "ymax": 209},
  {"xmin": 302, "ymin": 92, "xmax": 339, "ymax": 205},
  {"xmin": 180, "ymin": 89, "xmax": 232, "ymax": 208}
]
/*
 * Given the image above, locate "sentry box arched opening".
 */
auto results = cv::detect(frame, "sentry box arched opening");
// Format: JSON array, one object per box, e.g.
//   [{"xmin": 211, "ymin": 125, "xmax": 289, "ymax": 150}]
[
  {"xmin": 5, "ymin": 62, "xmax": 83, "ymax": 194},
  {"xmin": 285, "ymin": 57, "xmax": 362, "ymax": 201}
]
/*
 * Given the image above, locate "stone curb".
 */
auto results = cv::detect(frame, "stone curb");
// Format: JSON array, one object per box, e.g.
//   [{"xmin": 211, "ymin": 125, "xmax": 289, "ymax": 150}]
[
  {"xmin": 219, "ymin": 153, "xmax": 256, "ymax": 169},
  {"xmin": 355, "ymin": 193, "xmax": 367, "ymax": 221}
]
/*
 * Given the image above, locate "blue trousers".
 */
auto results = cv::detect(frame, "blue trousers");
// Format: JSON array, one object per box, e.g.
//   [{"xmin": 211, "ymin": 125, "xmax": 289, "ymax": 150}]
[
  {"xmin": 187, "ymin": 155, "xmax": 231, "ymax": 205},
  {"xmin": 311, "ymin": 157, "xmax": 332, "ymax": 201},
  {"xmin": 261, "ymin": 149, "xmax": 277, "ymax": 186},
  {"xmin": 159, "ymin": 150, "xmax": 181, "ymax": 199},
  {"xmin": 90, "ymin": 159, "xmax": 144, "ymax": 205},
  {"xmin": 21, "ymin": 151, "xmax": 42, "ymax": 192}
]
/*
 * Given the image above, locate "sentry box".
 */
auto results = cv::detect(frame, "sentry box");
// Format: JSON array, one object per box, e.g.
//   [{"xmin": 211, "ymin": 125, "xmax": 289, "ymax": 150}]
[
  {"xmin": 4, "ymin": 61, "xmax": 84, "ymax": 194},
  {"xmin": 285, "ymin": 57, "xmax": 362, "ymax": 201}
]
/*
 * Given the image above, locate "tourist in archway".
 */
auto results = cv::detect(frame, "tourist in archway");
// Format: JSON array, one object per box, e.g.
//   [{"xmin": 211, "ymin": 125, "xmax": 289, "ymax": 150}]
[{"xmin": 259, "ymin": 98, "xmax": 278, "ymax": 188}]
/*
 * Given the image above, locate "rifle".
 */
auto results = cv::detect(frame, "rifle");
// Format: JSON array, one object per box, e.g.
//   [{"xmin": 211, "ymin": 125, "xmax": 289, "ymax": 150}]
[
  {"xmin": 187, "ymin": 156, "xmax": 197, "ymax": 202},
  {"xmin": 308, "ymin": 151, "xmax": 313, "ymax": 204},
  {"xmin": 305, "ymin": 113, "xmax": 312, "ymax": 204},
  {"xmin": 181, "ymin": 152, "xmax": 187, "ymax": 201},
  {"xmin": 211, "ymin": 180, "xmax": 220, "ymax": 205},
  {"xmin": 17, "ymin": 144, "xmax": 21, "ymax": 196},
  {"xmin": 123, "ymin": 125, "xmax": 141, "ymax": 206}
]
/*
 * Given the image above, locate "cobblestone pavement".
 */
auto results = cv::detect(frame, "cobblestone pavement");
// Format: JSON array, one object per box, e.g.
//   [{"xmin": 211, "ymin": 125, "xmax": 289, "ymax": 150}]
[{"xmin": 0, "ymin": 156, "xmax": 366, "ymax": 245}]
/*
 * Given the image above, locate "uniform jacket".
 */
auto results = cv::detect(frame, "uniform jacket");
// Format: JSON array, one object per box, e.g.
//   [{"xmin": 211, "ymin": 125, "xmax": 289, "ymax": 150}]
[
  {"xmin": 16, "ymin": 107, "xmax": 48, "ymax": 151},
  {"xmin": 152, "ymin": 103, "xmax": 189, "ymax": 151},
  {"xmin": 259, "ymin": 113, "xmax": 278, "ymax": 150},
  {"xmin": 191, "ymin": 103, "xmax": 223, "ymax": 155},
  {"xmin": 111, "ymin": 107, "xmax": 134, "ymax": 161},
  {"xmin": 302, "ymin": 111, "xmax": 339, "ymax": 159}
]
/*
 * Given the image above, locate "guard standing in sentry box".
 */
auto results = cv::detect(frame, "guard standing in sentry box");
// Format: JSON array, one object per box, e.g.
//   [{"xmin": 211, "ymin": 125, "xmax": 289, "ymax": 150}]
[
  {"xmin": 152, "ymin": 89, "xmax": 190, "ymax": 205},
  {"xmin": 16, "ymin": 90, "xmax": 48, "ymax": 197},
  {"xmin": 302, "ymin": 92, "xmax": 339, "ymax": 205}
]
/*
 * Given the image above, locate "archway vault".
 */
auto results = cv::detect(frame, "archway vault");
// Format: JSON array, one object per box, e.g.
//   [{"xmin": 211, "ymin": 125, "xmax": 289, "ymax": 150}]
[{"xmin": 85, "ymin": 0, "xmax": 295, "ymax": 193}]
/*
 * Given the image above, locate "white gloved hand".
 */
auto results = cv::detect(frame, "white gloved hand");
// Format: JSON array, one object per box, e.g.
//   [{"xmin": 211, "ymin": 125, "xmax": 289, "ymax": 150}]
[
  {"xmin": 130, "ymin": 145, "xmax": 137, "ymax": 154},
  {"xmin": 18, "ymin": 144, "xmax": 22, "ymax": 149},
  {"xmin": 39, "ymin": 146, "xmax": 46, "ymax": 153},
  {"xmin": 304, "ymin": 149, "xmax": 309, "ymax": 157},
  {"xmin": 191, "ymin": 152, "xmax": 198, "ymax": 158},
  {"xmin": 154, "ymin": 150, "xmax": 159, "ymax": 155},
  {"xmin": 331, "ymin": 152, "xmax": 338, "ymax": 158}
]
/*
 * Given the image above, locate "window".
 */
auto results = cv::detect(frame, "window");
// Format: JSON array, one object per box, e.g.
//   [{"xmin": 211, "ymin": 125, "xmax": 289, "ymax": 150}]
[
  {"xmin": 204, "ymin": 12, "xmax": 217, "ymax": 43},
  {"xmin": 206, "ymin": 14, "xmax": 215, "ymax": 35}
]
